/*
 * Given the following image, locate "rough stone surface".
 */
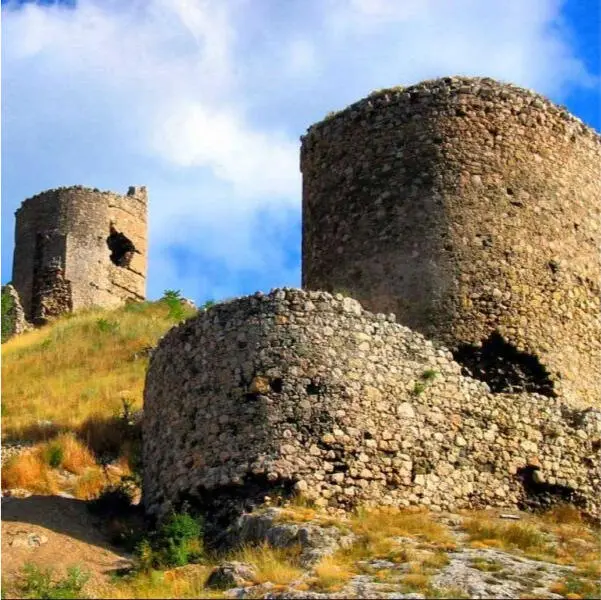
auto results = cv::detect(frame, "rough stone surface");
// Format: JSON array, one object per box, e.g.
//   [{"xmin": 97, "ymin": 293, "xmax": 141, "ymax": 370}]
[
  {"xmin": 227, "ymin": 508, "xmax": 356, "ymax": 567},
  {"xmin": 1, "ymin": 284, "xmax": 31, "ymax": 339},
  {"xmin": 301, "ymin": 76, "xmax": 601, "ymax": 408},
  {"xmin": 142, "ymin": 288, "xmax": 601, "ymax": 522},
  {"xmin": 206, "ymin": 562, "xmax": 257, "ymax": 589},
  {"xmin": 12, "ymin": 185, "xmax": 147, "ymax": 324}
]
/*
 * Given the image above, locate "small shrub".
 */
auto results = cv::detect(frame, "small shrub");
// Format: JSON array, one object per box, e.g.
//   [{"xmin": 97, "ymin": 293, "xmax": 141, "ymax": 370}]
[
  {"xmin": 135, "ymin": 511, "xmax": 205, "ymax": 569},
  {"xmin": 44, "ymin": 443, "xmax": 64, "ymax": 469},
  {"xmin": 46, "ymin": 433, "xmax": 96, "ymax": 475},
  {"xmin": 201, "ymin": 300, "xmax": 216, "ymax": 309},
  {"xmin": 332, "ymin": 288, "xmax": 352, "ymax": 297},
  {"xmin": 160, "ymin": 290, "xmax": 185, "ymax": 321},
  {"xmin": 18, "ymin": 563, "xmax": 90, "ymax": 599},
  {"xmin": 412, "ymin": 381, "xmax": 426, "ymax": 396},
  {"xmin": 421, "ymin": 369, "xmax": 438, "ymax": 381},
  {"xmin": 96, "ymin": 318, "xmax": 119, "ymax": 333}
]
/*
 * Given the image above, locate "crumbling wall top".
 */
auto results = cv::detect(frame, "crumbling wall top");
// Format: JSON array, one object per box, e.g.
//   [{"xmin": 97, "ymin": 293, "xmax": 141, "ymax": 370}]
[{"xmin": 302, "ymin": 76, "xmax": 601, "ymax": 145}]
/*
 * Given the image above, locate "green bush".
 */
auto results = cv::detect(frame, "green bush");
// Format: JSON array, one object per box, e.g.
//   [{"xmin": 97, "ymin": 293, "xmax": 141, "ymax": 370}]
[
  {"xmin": 18, "ymin": 563, "xmax": 90, "ymax": 599},
  {"xmin": 160, "ymin": 290, "xmax": 185, "ymax": 321},
  {"xmin": 135, "ymin": 511, "xmax": 205, "ymax": 569},
  {"xmin": 44, "ymin": 443, "xmax": 64, "ymax": 469},
  {"xmin": 1, "ymin": 285, "xmax": 16, "ymax": 344},
  {"xmin": 96, "ymin": 318, "xmax": 119, "ymax": 333}
]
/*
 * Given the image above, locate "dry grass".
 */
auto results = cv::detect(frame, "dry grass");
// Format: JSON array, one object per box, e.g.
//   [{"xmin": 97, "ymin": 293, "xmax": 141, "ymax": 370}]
[
  {"xmin": 1, "ymin": 433, "xmax": 130, "ymax": 500},
  {"xmin": 463, "ymin": 515, "xmax": 548, "ymax": 554},
  {"xmin": 463, "ymin": 509, "xmax": 601, "ymax": 574},
  {"xmin": 41, "ymin": 432, "xmax": 97, "ymax": 474},
  {"xmin": 2, "ymin": 301, "xmax": 196, "ymax": 439},
  {"xmin": 349, "ymin": 507, "xmax": 454, "ymax": 548},
  {"xmin": 400, "ymin": 572, "xmax": 430, "ymax": 592},
  {"xmin": 1, "ymin": 451, "xmax": 59, "ymax": 494},
  {"xmin": 548, "ymin": 575, "xmax": 601, "ymax": 599},
  {"xmin": 307, "ymin": 507, "xmax": 453, "ymax": 593},
  {"xmin": 104, "ymin": 566, "xmax": 221, "ymax": 599},
  {"xmin": 311, "ymin": 555, "xmax": 355, "ymax": 592},
  {"xmin": 228, "ymin": 543, "xmax": 304, "ymax": 586}
]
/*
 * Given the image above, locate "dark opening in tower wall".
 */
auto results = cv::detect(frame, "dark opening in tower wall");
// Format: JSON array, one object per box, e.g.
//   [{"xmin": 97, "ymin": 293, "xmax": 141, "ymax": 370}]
[
  {"xmin": 107, "ymin": 225, "xmax": 137, "ymax": 268},
  {"xmin": 452, "ymin": 331, "xmax": 556, "ymax": 396}
]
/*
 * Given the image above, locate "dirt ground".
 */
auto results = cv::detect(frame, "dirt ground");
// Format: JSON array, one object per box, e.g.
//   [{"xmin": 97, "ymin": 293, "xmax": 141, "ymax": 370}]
[{"xmin": 1, "ymin": 494, "xmax": 132, "ymax": 598}]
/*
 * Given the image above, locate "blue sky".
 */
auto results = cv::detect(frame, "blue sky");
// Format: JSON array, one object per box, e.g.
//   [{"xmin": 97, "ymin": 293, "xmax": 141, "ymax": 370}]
[{"xmin": 2, "ymin": 0, "xmax": 600, "ymax": 305}]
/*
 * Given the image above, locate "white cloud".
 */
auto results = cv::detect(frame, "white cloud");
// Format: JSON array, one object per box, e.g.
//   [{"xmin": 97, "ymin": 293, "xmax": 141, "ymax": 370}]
[{"xmin": 2, "ymin": 0, "xmax": 596, "ymax": 302}]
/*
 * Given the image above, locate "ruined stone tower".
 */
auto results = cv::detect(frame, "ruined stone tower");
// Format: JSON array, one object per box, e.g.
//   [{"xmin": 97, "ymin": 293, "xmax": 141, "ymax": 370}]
[
  {"xmin": 12, "ymin": 185, "xmax": 147, "ymax": 324},
  {"xmin": 301, "ymin": 76, "xmax": 601, "ymax": 406}
]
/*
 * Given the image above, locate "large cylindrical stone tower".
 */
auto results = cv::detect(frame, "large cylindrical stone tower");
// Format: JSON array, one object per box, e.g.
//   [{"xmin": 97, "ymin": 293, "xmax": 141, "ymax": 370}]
[
  {"xmin": 301, "ymin": 76, "xmax": 601, "ymax": 406},
  {"xmin": 12, "ymin": 185, "xmax": 147, "ymax": 323}
]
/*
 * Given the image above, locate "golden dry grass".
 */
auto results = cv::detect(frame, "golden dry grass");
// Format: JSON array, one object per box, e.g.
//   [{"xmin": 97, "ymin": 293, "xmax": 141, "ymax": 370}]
[
  {"xmin": 2, "ymin": 301, "xmax": 196, "ymax": 439},
  {"xmin": 311, "ymin": 555, "xmax": 355, "ymax": 592},
  {"xmin": 100, "ymin": 566, "xmax": 221, "ymax": 599},
  {"xmin": 2, "ymin": 434, "xmax": 130, "ymax": 499},
  {"xmin": 306, "ymin": 507, "xmax": 454, "ymax": 593},
  {"xmin": 227, "ymin": 543, "xmax": 304, "ymax": 586},
  {"xmin": 463, "ymin": 508, "xmax": 601, "ymax": 573},
  {"xmin": 1, "ymin": 451, "xmax": 59, "ymax": 493},
  {"xmin": 349, "ymin": 507, "xmax": 454, "ymax": 548},
  {"xmin": 42, "ymin": 432, "xmax": 97, "ymax": 474}
]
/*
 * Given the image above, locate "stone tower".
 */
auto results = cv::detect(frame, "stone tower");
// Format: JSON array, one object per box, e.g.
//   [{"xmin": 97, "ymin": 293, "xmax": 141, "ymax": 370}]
[
  {"xmin": 12, "ymin": 185, "xmax": 147, "ymax": 324},
  {"xmin": 301, "ymin": 76, "xmax": 601, "ymax": 406}
]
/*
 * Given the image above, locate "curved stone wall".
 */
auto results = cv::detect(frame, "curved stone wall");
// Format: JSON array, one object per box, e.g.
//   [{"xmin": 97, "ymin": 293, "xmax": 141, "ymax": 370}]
[
  {"xmin": 12, "ymin": 185, "xmax": 147, "ymax": 322},
  {"xmin": 300, "ymin": 76, "xmax": 601, "ymax": 407},
  {"xmin": 142, "ymin": 289, "xmax": 600, "ymax": 522}
]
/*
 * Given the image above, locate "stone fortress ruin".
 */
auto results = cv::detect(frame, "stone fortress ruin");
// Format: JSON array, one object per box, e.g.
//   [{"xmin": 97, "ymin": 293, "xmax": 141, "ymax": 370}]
[
  {"xmin": 10, "ymin": 185, "xmax": 147, "ymax": 324},
  {"xmin": 4, "ymin": 76, "xmax": 600, "ymax": 527},
  {"xmin": 142, "ymin": 77, "xmax": 601, "ymax": 525}
]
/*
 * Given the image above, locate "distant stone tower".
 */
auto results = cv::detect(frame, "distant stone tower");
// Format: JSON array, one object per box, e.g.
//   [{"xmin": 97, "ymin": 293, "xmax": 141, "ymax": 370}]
[
  {"xmin": 301, "ymin": 76, "xmax": 601, "ymax": 406},
  {"xmin": 12, "ymin": 185, "xmax": 147, "ymax": 324}
]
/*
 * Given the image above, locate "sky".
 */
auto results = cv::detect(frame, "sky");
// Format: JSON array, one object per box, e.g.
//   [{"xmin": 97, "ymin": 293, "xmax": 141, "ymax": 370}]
[{"xmin": 2, "ymin": 0, "xmax": 600, "ymax": 305}]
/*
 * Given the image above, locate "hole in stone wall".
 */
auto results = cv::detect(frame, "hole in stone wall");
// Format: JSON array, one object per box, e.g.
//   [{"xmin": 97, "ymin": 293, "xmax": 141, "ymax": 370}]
[
  {"xmin": 269, "ymin": 378, "xmax": 283, "ymax": 393},
  {"xmin": 107, "ymin": 224, "xmax": 137, "ymax": 268},
  {"xmin": 516, "ymin": 466, "xmax": 584, "ymax": 512},
  {"xmin": 548, "ymin": 260, "xmax": 560, "ymax": 275},
  {"xmin": 453, "ymin": 331, "xmax": 556, "ymax": 396},
  {"xmin": 306, "ymin": 381, "xmax": 325, "ymax": 395}
]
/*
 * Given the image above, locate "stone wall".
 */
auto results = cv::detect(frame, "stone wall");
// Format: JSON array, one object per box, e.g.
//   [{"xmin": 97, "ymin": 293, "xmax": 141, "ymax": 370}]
[
  {"xmin": 1, "ymin": 284, "xmax": 30, "ymax": 342},
  {"xmin": 12, "ymin": 185, "xmax": 147, "ymax": 323},
  {"xmin": 143, "ymin": 289, "xmax": 600, "ymax": 523},
  {"xmin": 300, "ymin": 76, "xmax": 601, "ymax": 408}
]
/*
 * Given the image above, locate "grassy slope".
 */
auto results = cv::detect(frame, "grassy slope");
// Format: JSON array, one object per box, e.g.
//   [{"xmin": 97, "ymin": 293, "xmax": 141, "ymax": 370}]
[{"xmin": 1, "ymin": 300, "xmax": 197, "ymax": 440}]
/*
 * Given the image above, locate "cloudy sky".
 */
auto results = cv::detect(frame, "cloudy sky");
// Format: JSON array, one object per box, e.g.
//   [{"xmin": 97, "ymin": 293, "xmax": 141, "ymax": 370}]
[{"xmin": 2, "ymin": 0, "xmax": 599, "ymax": 305}]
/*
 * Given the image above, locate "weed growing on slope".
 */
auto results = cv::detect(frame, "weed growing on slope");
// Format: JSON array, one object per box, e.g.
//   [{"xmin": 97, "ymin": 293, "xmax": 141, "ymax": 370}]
[
  {"xmin": 136, "ymin": 512, "xmax": 205, "ymax": 570},
  {"xmin": 16, "ymin": 564, "xmax": 90, "ymax": 599}
]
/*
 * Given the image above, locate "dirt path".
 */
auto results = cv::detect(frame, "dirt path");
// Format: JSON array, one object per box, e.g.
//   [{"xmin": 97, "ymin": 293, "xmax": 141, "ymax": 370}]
[{"xmin": 2, "ymin": 494, "xmax": 132, "ymax": 597}]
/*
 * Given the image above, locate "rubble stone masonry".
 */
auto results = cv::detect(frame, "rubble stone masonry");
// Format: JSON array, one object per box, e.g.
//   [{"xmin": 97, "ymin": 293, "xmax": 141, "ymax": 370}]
[
  {"xmin": 301, "ymin": 76, "xmax": 601, "ymax": 407},
  {"xmin": 143, "ymin": 289, "xmax": 600, "ymax": 522}
]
